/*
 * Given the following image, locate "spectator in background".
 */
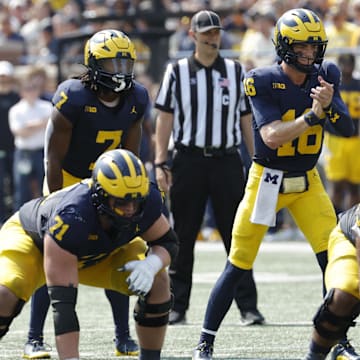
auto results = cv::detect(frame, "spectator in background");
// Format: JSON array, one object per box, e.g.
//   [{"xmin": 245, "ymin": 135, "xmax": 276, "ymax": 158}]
[
  {"xmin": 0, "ymin": 61, "xmax": 19, "ymax": 225},
  {"xmin": 8, "ymin": 67, "xmax": 51, "ymax": 210},
  {"xmin": 239, "ymin": 7, "xmax": 277, "ymax": 70},
  {"xmin": 19, "ymin": 0, "xmax": 54, "ymax": 64},
  {"xmin": 0, "ymin": 12, "xmax": 26, "ymax": 64},
  {"xmin": 323, "ymin": 53, "xmax": 360, "ymax": 214},
  {"xmin": 37, "ymin": 17, "xmax": 59, "ymax": 64},
  {"xmin": 324, "ymin": 1, "xmax": 357, "ymax": 60},
  {"xmin": 222, "ymin": 6, "xmax": 248, "ymax": 51},
  {"xmin": 27, "ymin": 66, "xmax": 54, "ymax": 102}
]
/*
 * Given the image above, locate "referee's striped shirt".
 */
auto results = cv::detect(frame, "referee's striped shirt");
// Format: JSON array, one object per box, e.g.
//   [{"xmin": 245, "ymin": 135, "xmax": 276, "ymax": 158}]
[{"xmin": 155, "ymin": 54, "xmax": 251, "ymax": 149}]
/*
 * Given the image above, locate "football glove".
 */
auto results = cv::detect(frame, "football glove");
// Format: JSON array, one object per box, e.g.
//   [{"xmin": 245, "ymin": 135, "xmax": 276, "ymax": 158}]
[{"xmin": 120, "ymin": 254, "xmax": 163, "ymax": 296}]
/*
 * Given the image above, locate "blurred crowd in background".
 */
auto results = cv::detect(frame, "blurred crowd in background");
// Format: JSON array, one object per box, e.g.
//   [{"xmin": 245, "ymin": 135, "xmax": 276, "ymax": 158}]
[{"xmin": 1, "ymin": 0, "xmax": 360, "ymax": 241}]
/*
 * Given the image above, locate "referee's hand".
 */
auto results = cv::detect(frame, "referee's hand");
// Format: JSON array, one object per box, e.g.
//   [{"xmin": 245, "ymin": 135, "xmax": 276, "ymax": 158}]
[{"xmin": 155, "ymin": 165, "xmax": 171, "ymax": 194}]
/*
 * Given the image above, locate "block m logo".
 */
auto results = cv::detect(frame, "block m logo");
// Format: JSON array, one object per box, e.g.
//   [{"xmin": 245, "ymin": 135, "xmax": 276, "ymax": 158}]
[{"xmin": 264, "ymin": 172, "xmax": 280, "ymax": 185}]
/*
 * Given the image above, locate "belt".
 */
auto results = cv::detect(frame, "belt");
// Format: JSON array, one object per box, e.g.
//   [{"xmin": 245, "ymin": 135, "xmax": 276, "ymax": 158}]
[{"xmin": 176, "ymin": 145, "xmax": 238, "ymax": 158}]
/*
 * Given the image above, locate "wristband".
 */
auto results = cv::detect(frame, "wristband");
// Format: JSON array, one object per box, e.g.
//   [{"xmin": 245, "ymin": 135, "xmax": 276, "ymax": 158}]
[
  {"xmin": 155, "ymin": 162, "xmax": 170, "ymax": 171},
  {"xmin": 323, "ymin": 103, "xmax": 332, "ymax": 112},
  {"xmin": 304, "ymin": 110, "xmax": 321, "ymax": 126}
]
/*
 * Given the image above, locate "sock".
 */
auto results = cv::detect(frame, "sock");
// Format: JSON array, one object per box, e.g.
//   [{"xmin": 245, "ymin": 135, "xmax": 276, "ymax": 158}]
[
  {"xmin": 139, "ymin": 348, "xmax": 161, "ymax": 360},
  {"xmin": 199, "ymin": 261, "xmax": 248, "ymax": 345},
  {"xmin": 28, "ymin": 285, "xmax": 50, "ymax": 342},
  {"xmin": 199, "ymin": 332, "xmax": 215, "ymax": 346},
  {"xmin": 309, "ymin": 339, "xmax": 331, "ymax": 356},
  {"xmin": 105, "ymin": 289, "xmax": 130, "ymax": 339}
]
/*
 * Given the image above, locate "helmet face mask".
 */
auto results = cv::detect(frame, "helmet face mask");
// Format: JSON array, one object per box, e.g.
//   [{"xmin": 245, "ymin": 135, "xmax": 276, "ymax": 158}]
[
  {"xmin": 91, "ymin": 149, "xmax": 149, "ymax": 230},
  {"xmin": 273, "ymin": 8, "xmax": 328, "ymax": 74},
  {"xmin": 84, "ymin": 29, "xmax": 137, "ymax": 93}
]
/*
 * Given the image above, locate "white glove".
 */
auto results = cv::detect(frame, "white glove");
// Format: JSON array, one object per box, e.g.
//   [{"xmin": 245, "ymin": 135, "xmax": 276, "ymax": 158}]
[{"xmin": 120, "ymin": 254, "xmax": 163, "ymax": 296}]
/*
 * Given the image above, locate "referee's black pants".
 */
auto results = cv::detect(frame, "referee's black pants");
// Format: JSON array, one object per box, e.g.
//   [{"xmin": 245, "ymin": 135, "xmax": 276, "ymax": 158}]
[{"xmin": 169, "ymin": 149, "xmax": 259, "ymax": 315}]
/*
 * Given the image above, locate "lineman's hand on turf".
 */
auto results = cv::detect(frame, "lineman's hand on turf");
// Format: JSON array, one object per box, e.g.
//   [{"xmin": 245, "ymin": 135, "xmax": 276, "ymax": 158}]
[{"xmin": 119, "ymin": 254, "xmax": 163, "ymax": 296}]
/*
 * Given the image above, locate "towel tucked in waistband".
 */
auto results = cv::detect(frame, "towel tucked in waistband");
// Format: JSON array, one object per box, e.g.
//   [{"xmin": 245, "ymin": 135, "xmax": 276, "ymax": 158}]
[{"xmin": 250, "ymin": 167, "xmax": 283, "ymax": 226}]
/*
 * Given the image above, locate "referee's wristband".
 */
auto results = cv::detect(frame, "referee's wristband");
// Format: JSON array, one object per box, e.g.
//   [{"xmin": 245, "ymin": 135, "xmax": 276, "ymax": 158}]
[{"xmin": 304, "ymin": 110, "xmax": 321, "ymax": 126}]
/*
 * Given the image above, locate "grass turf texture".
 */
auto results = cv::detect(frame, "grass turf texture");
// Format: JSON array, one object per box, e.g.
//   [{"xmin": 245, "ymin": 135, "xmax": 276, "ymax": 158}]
[{"xmin": 2, "ymin": 241, "xmax": 359, "ymax": 359}]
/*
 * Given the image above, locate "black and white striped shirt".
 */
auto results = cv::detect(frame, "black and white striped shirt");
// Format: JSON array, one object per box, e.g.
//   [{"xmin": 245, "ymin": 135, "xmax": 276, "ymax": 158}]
[{"xmin": 155, "ymin": 54, "xmax": 251, "ymax": 149}]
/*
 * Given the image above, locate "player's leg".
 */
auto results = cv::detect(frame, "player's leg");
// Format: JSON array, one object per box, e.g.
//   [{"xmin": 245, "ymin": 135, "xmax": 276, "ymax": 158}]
[
  {"xmin": 193, "ymin": 164, "xmax": 268, "ymax": 359},
  {"xmin": 104, "ymin": 289, "xmax": 139, "ymax": 356},
  {"xmin": 210, "ymin": 154, "xmax": 264, "ymax": 326},
  {"xmin": 23, "ymin": 285, "xmax": 51, "ymax": 359},
  {"xmin": 134, "ymin": 270, "xmax": 172, "ymax": 360},
  {"xmin": 0, "ymin": 214, "xmax": 44, "ymax": 343},
  {"xmin": 304, "ymin": 227, "xmax": 360, "ymax": 360}
]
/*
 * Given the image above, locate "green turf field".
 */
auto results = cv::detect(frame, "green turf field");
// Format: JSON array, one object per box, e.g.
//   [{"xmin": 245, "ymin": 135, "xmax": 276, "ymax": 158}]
[{"xmin": 2, "ymin": 240, "xmax": 359, "ymax": 359}]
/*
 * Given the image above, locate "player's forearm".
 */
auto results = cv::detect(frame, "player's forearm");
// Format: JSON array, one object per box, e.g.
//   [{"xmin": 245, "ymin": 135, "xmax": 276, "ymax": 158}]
[
  {"xmin": 46, "ymin": 165, "xmax": 64, "ymax": 192},
  {"xmin": 155, "ymin": 112, "xmax": 173, "ymax": 163},
  {"xmin": 260, "ymin": 118, "xmax": 309, "ymax": 150}
]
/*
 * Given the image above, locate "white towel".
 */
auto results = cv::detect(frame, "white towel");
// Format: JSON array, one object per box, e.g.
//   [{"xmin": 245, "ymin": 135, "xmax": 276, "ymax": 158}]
[{"xmin": 250, "ymin": 167, "xmax": 283, "ymax": 226}]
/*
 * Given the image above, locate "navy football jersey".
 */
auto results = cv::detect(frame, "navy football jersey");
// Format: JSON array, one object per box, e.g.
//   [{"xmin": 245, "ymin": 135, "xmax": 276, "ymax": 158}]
[
  {"xmin": 244, "ymin": 60, "xmax": 352, "ymax": 172},
  {"xmin": 19, "ymin": 181, "xmax": 162, "ymax": 268},
  {"xmin": 326, "ymin": 77, "xmax": 360, "ymax": 136},
  {"xmin": 52, "ymin": 79, "xmax": 149, "ymax": 178}
]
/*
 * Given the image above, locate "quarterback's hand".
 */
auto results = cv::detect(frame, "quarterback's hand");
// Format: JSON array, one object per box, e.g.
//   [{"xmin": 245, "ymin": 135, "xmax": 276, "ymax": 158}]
[{"xmin": 120, "ymin": 254, "xmax": 163, "ymax": 296}]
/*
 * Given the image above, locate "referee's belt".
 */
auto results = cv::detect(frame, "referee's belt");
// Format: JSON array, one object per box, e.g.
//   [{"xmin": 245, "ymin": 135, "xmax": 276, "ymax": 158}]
[{"xmin": 176, "ymin": 145, "xmax": 238, "ymax": 158}]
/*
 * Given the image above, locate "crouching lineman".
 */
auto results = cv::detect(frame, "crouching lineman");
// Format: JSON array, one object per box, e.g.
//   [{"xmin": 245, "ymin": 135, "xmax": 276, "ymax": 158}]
[
  {"xmin": 0, "ymin": 149, "xmax": 178, "ymax": 360},
  {"xmin": 304, "ymin": 203, "xmax": 360, "ymax": 360}
]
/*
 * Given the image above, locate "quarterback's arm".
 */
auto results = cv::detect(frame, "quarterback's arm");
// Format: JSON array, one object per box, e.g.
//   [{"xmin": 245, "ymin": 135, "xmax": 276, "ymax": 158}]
[
  {"xmin": 43, "ymin": 233, "xmax": 80, "ymax": 360},
  {"xmin": 122, "ymin": 118, "xmax": 142, "ymax": 156},
  {"xmin": 260, "ymin": 116, "xmax": 310, "ymax": 150},
  {"xmin": 240, "ymin": 113, "xmax": 254, "ymax": 158},
  {"xmin": 154, "ymin": 110, "xmax": 173, "ymax": 193},
  {"xmin": 45, "ymin": 108, "xmax": 73, "ymax": 192}
]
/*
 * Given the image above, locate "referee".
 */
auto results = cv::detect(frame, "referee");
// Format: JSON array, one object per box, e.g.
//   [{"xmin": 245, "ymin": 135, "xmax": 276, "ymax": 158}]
[{"xmin": 154, "ymin": 10, "xmax": 264, "ymax": 326}]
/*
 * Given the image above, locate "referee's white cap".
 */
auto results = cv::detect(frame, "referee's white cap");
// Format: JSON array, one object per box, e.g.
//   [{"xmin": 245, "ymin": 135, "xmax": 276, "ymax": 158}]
[{"xmin": 191, "ymin": 10, "xmax": 223, "ymax": 33}]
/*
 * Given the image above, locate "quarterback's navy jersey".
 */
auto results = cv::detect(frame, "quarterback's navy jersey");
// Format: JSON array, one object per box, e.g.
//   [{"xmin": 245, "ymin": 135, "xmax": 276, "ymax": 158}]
[
  {"xmin": 339, "ymin": 204, "xmax": 360, "ymax": 247},
  {"xmin": 52, "ymin": 79, "xmax": 149, "ymax": 178},
  {"xmin": 244, "ymin": 60, "xmax": 353, "ymax": 172},
  {"xmin": 19, "ymin": 181, "xmax": 162, "ymax": 268}
]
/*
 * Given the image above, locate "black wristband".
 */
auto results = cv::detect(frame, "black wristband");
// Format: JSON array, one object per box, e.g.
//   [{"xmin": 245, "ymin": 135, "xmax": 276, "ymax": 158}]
[
  {"xmin": 154, "ymin": 162, "xmax": 170, "ymax": 171},
  {"xmin": 323, "ymin": 103, "xmax": 332, "ymax": 112},
  {"xmin": 304, "ymin": 110, "xmax": 321, "ymax": 126}
]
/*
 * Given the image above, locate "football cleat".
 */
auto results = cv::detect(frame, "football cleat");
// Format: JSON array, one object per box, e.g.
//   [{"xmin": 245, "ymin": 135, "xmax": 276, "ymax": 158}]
[
  {"xmin": 22, "ymin": 340, "xmax": 51, "ymax": 359},
  {"xmin": 114, "ymin": 335, "xmax": 139, "ymax": 356},
  {"xmin": 193, "ymin": 341, "xmax": 214, "ymax": 360},
  {"xmin": 240, "ymin": 309, "xmax": 265, "ymax": 326},
  {"xmin": 330, "ymin": 341, "xmax": 360, "ymax": 360}
]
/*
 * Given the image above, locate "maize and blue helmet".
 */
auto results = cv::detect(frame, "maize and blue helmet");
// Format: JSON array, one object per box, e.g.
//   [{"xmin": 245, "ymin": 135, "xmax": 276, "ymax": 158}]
[
  {"xmin": 273, "ymin": 8, "xmax": 328, "ymax": 74},
  {"xmin": 84, "ymin": 29, "xmax": 136, "ymax": 93},
  {"xmin": 91, "ymin": 149, "xmax": 149, "ymax": 228}
]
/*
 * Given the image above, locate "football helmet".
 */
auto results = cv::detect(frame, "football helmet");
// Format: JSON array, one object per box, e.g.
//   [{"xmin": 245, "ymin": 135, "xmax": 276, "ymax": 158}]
[
  {"xmin": 84, "ymin": 29, "xmax": 136, "ymax": 93},
  {"xmin": 273, "ymin": 8, "xmax": 328, "ymax": 73},
  {"xmin": 91, "ymin": 149, "xmax": 149, "ymax": 228}
]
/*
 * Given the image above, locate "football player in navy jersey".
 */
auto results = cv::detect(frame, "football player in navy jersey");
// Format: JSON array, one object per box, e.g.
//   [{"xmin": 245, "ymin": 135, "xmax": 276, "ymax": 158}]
[
  {"xmin": 0, "ymin": 149, "xmax": 178, "ymax": 360},
  {"xmin": 23, "ymin": 29, "xmax": 150, "ymax": 358},
  {"xmin": 193, "ymin": 8, "xmax": 355, "ymax": 360},
  {"xmin": 304, "ymin": 203, "xmax": 360, "ymax": 360},
  {"xmin": 323, "ymin": 53, "xmax": 360, "ymax": 215}
]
